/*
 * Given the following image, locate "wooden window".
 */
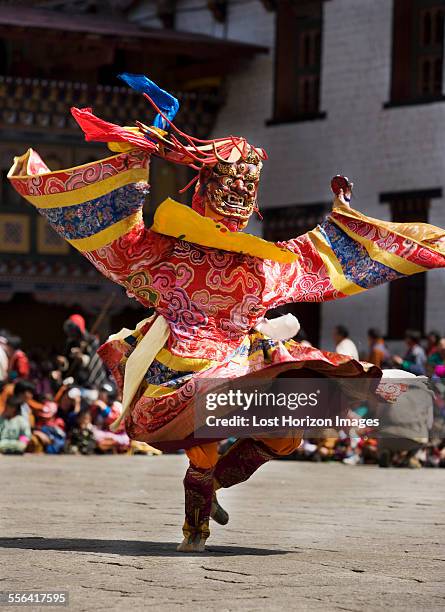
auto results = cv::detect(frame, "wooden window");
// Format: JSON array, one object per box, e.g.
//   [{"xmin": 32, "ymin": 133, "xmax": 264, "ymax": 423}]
[
  {"xmin": 263, "ymin": 203, "xmax": 326, "ymax": 345},
  {"xmin": 36, "ymin": 217, "xmax": 69, "ymax": 256},
  {"xmin": 272, "ymin": 0, "xmax": 324, "ymax": 123},
  {"xmin": 380, "ymin": 190, "xmax": 441, "ymax": 338},
  {"xmin": 389, "ymin": 0, "xmax": 445, "ymax": 105},
  {"xmin": 0, "ymin": 213, "xmax": 30, "ymax": 254}
]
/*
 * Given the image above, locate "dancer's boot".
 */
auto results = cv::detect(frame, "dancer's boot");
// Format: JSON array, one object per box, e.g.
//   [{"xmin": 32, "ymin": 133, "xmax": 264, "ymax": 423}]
[
  {"xmin": 210, "ymin": 493, "xmax": 229, "ymax": 525},
  {"xmin": 177, "ymin": 464, "xmax": 213, "ymax": 552}
]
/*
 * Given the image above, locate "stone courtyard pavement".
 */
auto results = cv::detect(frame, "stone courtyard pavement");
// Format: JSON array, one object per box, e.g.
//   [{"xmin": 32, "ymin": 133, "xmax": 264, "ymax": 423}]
[{"xmin": 1, "ymin": 455, "xmax": 444, "ymax": 611}]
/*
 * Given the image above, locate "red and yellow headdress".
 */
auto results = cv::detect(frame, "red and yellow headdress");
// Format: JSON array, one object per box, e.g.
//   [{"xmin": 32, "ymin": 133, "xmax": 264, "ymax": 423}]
[{"xmin": 70, "ymin": 73, "xmax": 267, "ymax": 218}]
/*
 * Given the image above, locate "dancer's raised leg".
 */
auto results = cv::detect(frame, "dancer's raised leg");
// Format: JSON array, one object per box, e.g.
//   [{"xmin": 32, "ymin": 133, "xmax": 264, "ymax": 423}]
[{"xmin": 213, "ymin": 435, "xmax": 302, "ymax": 490}]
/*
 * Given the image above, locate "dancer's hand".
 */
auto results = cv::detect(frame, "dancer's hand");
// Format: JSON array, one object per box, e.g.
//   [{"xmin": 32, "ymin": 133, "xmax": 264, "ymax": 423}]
[
  {"xmin": 333, "ymin": 189, "xmax": 351, "ymax": 208},
  {"xmin": 331, "ymin": 175, "xmax": 353, "ymax": 208}
]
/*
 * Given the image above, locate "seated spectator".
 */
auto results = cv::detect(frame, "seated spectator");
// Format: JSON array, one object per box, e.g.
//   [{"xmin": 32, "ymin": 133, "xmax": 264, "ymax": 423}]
[
  {"xmin": 423, "ymin": 442, "xmax": 442, "ymax": 468},
  {"xmin": 91, "ymin": 383, "xmax": 130, "ymax": 453},
  {"xmin": 57, "ymin": 386, "xmax": 83, "ymax": 431},
  {"xmin": 91, "ymin": 383, "xmax": 119, "ymax": 425},
  {"xmin": 335, "ymin": 435, "xmax": 354, "ymax": 462},
  {"xmin": 315, "ymin": 429, "xmax": 339, "ymax": 460},
  {"xmin": 67, "ymin": 410, "xmax": 96, "ymax": 455},
  {"xmin": 63, "ymin": 314, "xmax": 107, "ymax": 387},
  {"xmin": 13, "ymin": 380, "xmax": 37, "ymax": 425},
  {"xmin": 367, "ymin": 328, "xmax": 391, "ymax": 368},
  {"xmin": 333, "ymin": 325, "xmax": 359, "ymax": 360},
  {"xmin": 28, "ymin": 400, "xmax": 66, "ymax": 454},
  {"xmin": 358, "ymin": 437, "xmax": 379, "ymax": 464},
  {"xmin": 29, "ymin": 354, "xmax": 60, "ymax": 397},
  {"xmin": 0, "ymin": 395, "xmax": 31, "ymax": 454},
  {"xmin": 393, "ymin": 330, "xmax": 426, "ymax": 375},
  {"xmin": 430, "ymin": 338, "xmax": 445, "ymax": 378},
  {"xmin": 0, "ymin": 380, "xmax": 14, "ymax": 416},
  {"xmin": 8, "ymin": 336, "xmax": 30, "ymax": 380},
  {"xmin": 426, "ymin": 330, "xmax": 441, "ymax": 359},
  {"xmin": 299, "ymin": 439, "xmax": 319, "ymax": 460}
]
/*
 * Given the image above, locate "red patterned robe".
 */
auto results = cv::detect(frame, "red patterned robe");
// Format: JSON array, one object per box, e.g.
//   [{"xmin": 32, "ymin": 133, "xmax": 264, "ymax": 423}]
[{"xmin": 8, "ymin": 149, "xmax": 445, "ymax": 449}]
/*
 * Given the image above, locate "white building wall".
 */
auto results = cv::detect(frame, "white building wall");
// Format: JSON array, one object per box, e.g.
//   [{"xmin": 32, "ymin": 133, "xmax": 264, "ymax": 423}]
[{"xmin": 136, "ymin": 0, "xmax": 445, "ymax": 350}]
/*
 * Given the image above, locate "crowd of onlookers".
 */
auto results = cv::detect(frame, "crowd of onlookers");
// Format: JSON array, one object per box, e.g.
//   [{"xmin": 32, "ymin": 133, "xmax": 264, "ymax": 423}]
[
  {"xmin": 0, "ymin": 314, "xmax": 160, "ymax": 457},
  {"xmin": 331, "ymin": 325, "xmax": 445, "ymax": 377},
  {"xmin": 291, "ymin": 325, "xmax": 445, "ymax": 468},
  {"xmin": 290, "ymin": 427, "xmax": 445, "ymax": 469},
  {"xmin": 0, "ymin": 316, "xmax": 445, "ymax": 468}
]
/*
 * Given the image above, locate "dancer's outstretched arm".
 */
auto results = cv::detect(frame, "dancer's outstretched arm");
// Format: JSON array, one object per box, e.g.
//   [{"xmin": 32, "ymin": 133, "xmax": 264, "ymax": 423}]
[
  {"xmin": 264, "ymin": 177, "xmax": 445, "ymax": 309},
  {"xmin": 8, "ymin": 148, "xmax": 173, "ymax": 306}
]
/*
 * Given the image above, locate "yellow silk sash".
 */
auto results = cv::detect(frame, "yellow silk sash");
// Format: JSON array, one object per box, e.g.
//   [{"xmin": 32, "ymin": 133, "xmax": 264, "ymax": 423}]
[{"xmin": 110, "ymin": 315, "xmax": 170, "ymax": 432}]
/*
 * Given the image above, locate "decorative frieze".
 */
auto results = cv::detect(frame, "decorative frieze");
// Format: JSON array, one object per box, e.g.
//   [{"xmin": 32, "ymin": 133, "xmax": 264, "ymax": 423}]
[{"xmin": 0, "ymin": 75, "xmax": 222, "ymax": 139}]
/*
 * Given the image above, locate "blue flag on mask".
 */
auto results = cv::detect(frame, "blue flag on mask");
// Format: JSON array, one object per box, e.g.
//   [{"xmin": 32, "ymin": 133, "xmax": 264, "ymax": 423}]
[{"xmin": 118, "ymin": 73, "xmax": 180, "ymax": 130}]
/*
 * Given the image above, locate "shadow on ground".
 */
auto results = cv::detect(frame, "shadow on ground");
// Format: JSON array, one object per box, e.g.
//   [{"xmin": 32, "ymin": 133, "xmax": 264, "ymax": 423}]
[{"xmin": 0, "ymin": 537, "xmax": 288, "ymax": 557}]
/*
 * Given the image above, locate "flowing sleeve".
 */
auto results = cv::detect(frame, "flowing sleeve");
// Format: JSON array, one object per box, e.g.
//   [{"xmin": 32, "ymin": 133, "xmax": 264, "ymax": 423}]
[
  {"xmin": 7, "ymin": 148, "xmax": 171, "ymax": 306},
  {"xmin": 264, "ymin": 198, "xmax": 445, "ymax": 309}
]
